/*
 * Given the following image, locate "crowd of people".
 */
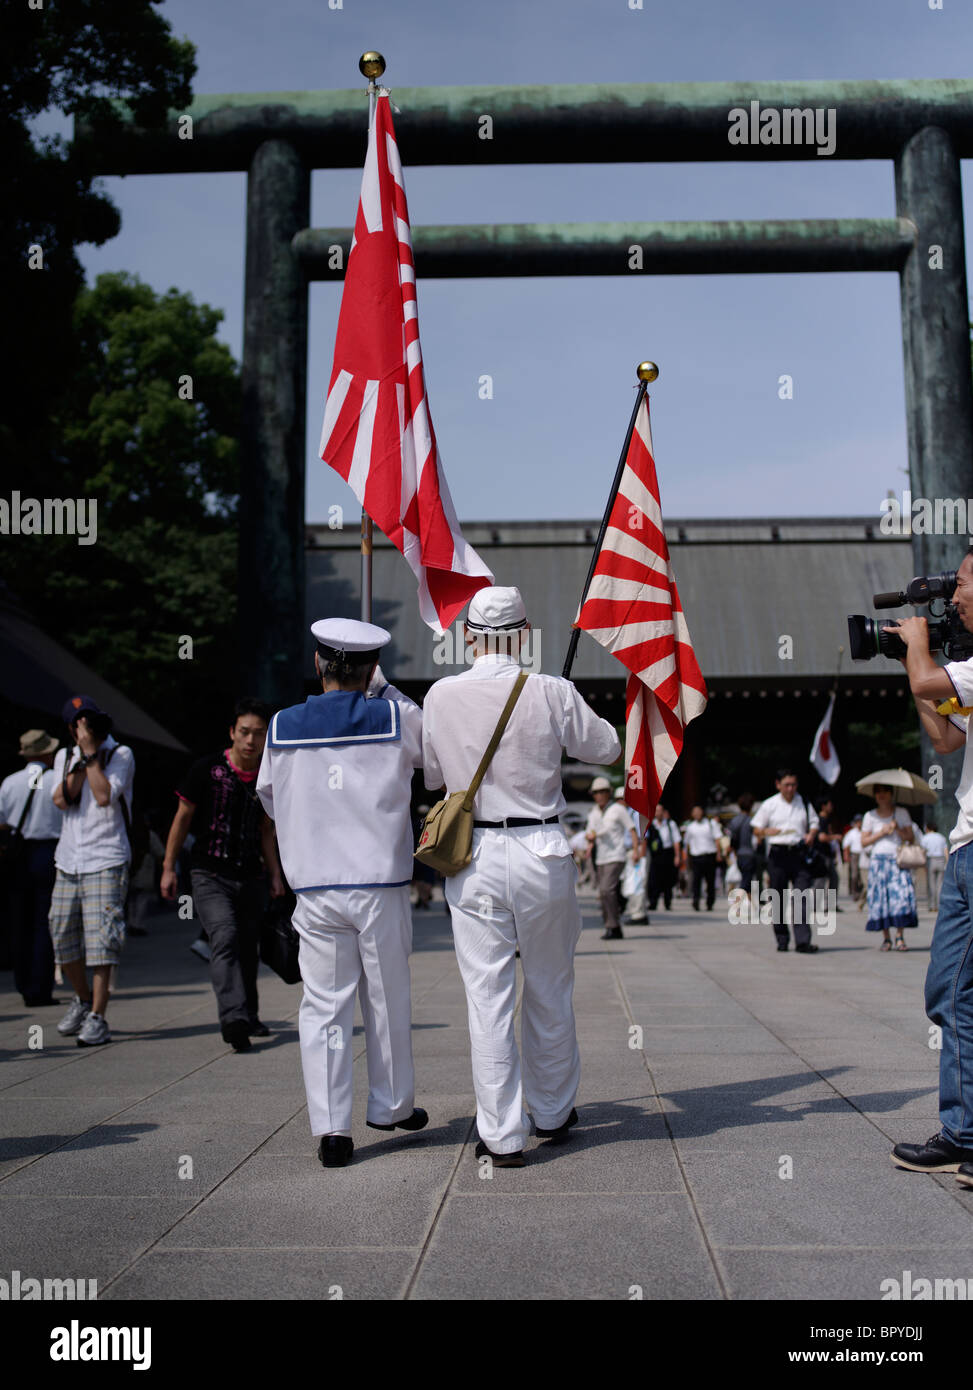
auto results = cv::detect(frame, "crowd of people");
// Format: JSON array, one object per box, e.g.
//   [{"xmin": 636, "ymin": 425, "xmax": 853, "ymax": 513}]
[{"xmin": 2, "ymin": 566, "xmax": 973, "ymax": 1184}]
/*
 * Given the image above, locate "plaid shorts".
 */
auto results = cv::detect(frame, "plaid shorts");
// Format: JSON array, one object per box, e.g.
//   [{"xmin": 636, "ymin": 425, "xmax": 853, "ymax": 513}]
[{"xmin": 49, "ymin": 863, "xmax": 130, "ymax": 967}]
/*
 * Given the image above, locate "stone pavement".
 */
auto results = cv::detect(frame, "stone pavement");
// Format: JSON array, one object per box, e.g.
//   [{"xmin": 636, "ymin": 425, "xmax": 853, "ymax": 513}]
[{"xmin": 2, "ymin": 886, "xmax": 972, "ymax": 1302}]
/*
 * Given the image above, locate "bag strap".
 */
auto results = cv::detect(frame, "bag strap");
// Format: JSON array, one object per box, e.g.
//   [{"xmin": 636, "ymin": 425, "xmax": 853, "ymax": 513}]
[
  {"xmin": 461, "ymin": 672, "xmax": 529, "ymax": 812},
  {"xmin": 14, "ymin": 784, "xmax": 37, "ymax": 837}
]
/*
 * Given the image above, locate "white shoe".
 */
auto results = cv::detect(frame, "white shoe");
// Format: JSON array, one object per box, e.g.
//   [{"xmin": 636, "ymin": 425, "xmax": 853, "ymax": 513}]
[
  {"xmin": 57, "ymin": 996, "xmax": 91, "ymax": 1035},
  {"xmin": 76, "ymin": 1012, "xmax": 111, "ymax": 1046}
]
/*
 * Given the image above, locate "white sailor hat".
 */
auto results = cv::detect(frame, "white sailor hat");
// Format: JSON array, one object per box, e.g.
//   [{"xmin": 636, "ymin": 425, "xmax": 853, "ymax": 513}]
[
  {"xmin": 310, "ymin": 617, "xmax": 391, "ymax": 656},
  {"xmin": 590, "ymin": 777, "xmax": 612, "ymax": 793},
  {"xmin": 466, "ymin": 585, "xmax": 528, "ymax": 633}
]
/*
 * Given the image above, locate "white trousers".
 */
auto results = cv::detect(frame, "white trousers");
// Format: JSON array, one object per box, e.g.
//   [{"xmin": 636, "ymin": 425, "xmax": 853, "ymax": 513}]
[
  {"xmin": 293, "ymin": 886, "xmax": 415, "ymax": 1138},
  {"xmin": 446, "ymin": 828, "xmax": 582, "ymax": 1154}
]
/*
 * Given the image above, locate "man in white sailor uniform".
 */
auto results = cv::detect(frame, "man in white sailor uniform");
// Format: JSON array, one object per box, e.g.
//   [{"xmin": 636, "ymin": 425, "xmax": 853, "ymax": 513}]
[
  {"xmin": 422, "ymin": 586, "xmax": 622, "ymax": 1167},
  {"xmin": 256, "ymin": 618, "xmax": 427, "ymax": 1169}
]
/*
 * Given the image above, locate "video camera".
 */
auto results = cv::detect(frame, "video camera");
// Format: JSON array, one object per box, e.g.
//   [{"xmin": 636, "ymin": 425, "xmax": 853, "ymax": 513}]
[{"xmin": 847, "ymin": 570, "xmax": 973, "ymax": 662}]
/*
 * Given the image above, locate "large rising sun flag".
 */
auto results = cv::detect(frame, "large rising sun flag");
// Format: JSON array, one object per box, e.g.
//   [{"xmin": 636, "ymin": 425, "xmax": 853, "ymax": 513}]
[
  {"xmin": 575, "ymin": 396, "xmax": 708, "ymax": 820},
  {"xmin": 319, "ymin": 92, "xmax": 493, "ymax": 633}
]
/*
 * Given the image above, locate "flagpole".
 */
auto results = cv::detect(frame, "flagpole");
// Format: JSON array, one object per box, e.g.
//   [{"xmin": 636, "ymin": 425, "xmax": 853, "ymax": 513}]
[
  {"xmin": 562, "ymin": 361, "xmax": 659, "ymax": 679},
  {"xmin": 358, "ymin": 51, "xmax": 386, "ymax": 621}
]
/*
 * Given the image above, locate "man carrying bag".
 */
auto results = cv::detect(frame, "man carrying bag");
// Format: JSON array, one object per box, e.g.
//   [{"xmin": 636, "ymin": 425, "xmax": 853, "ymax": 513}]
[{"xmin": 422, "ymin": 586, "xmax": 622, "ymax": 1167}]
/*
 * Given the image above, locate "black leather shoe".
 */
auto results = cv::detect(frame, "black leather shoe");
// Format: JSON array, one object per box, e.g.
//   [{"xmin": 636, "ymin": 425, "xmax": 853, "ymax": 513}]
[
  {"xmin": 318, "ymin": 1135, "xmax": 354, "ymax": 1168},
  {"xmin": 248, "ymin": 1020, "xmax": 271, "ymax": 1037},
  {"xmin": 474, "ymin": 1140, "xmax": 525, "ymax": 1167},
  {"xmin": 534, "ymin": 1106, "xmax": 578, "ymax": 1142},
  {"xmin": 891, "ymin": 1133, "xmax": 973, "ymax": 1172},
  {"xmin": 222, "ymin": 1021, "xmax": 251, "ymax": 1052},
  {"xmin": 776, "ymin": 943, "xmax": 789, "ymax": 952},
  {"xmin": 366, "ymin": 1107, "xmax": 428, "ymax": 1132},
  {"xmin": 794, "ymin": 943, "xmax": 819, "ymax": 954},
  {"xmin": 600, "ymin": 929, "xmax": 623, "ymax": 940},
  {"xmin": 956, "ymin": 1162, "xmax": 973, "ymax": 1188}
]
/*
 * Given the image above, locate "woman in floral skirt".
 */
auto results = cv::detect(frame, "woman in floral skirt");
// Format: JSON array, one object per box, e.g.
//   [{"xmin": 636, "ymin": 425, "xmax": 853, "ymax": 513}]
[{"xmin": 860, "ymin": 784, "xmax": 919, "ymax": 950}]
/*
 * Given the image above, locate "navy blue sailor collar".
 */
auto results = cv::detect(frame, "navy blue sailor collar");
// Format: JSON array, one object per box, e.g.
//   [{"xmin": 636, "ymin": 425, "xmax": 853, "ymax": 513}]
[{"xmin": 269, "ymin": 691, "xmax": 400, "ymax": 749}]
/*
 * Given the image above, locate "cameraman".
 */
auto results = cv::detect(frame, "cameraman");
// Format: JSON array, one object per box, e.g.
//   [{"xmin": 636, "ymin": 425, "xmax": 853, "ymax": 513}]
[{"xmin": 888, "ymin": 551, "xmax": 973, "ymax": 1181}]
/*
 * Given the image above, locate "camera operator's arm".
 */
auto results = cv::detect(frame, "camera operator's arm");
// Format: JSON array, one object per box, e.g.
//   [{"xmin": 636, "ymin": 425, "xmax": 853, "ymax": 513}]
[{"xmin": 890, "ymin": 617, "xmax": 966, "ymax": 755}]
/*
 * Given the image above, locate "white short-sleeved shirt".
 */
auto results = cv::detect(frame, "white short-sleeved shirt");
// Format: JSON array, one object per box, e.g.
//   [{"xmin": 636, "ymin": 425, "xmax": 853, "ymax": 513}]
[
  {"xmin": 683, "ymin": 818, "xmax": 720, "ymax": 857},
  {"xmin": 842, "ymin": 827, "xmax": 862, "ymax": 855},
  {"xmin": 861, "ymin": 805, "xmax": 913, "ymax": 857},
  {"xmin": 751, "ymin": 792, "xmax": 819, "ymax": 847},
  {"xmin": 586, "ymin": 804, "xmax": 632, "ymax": 864},
  {"xmin": 52, "ymin": 735, "xmax": 134, "ymax": 873},
  {"xmin": 652, "ymin": 818, "xmax": 681, "ymax": 849},
  {"xmin": 921, "ymin": 829, "xmax": 948, "ymax": 860},
  {"xmin": 0, "ymin": 764, "xmax": 63, "ymax": 840},
  {"xmin": 943, "ymin": 657, "xmax": 973, "ymax": 850}
]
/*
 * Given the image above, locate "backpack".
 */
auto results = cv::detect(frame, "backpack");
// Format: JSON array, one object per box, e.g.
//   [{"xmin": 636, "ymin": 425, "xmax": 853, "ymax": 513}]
[{"xmin": 105, "ymin": 745, "xmax": 150, "ymax": 868}]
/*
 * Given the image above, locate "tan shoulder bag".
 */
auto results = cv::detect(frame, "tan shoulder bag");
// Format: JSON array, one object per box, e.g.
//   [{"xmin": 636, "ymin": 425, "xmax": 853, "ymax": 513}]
[{"xmin": 415, "ymin": 672, "xmax": 528, "ymax": 876}]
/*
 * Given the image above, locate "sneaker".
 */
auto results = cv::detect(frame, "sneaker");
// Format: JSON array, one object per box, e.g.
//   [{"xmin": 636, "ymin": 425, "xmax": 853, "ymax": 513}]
[
  {"xmin": 76, "ymin": 1012, "xmax": 111, "ymax": 1047},
  {"xmin": 189, "ymin": 937, "xmax": 211, "ymax": 962},
  {"xmin": 891, "ymin": 1133, "xmax": 973, "ymax": 1173},
  {"xmin": 956, "ymin": 1163, "xmax": 973, "ymax": 1189},
  {"xmin": 57, "ymin": 996, "xmax": 91, "ymax": 1036}
]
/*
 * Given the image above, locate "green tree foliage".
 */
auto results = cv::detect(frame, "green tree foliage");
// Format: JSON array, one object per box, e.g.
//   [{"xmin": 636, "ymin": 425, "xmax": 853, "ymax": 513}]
[
  {"xmin": 1, "ymin": 0, "xmax": 195, "ymax": 474},
  {"xmin": 0, "ymin": 273, "xmax": 240, "ymax": 748}
]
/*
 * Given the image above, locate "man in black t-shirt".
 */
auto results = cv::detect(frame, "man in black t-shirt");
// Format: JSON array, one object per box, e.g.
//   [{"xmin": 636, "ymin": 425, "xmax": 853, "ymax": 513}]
[{"xmin": 161, "ymin": 698, "xmax": 284, "ymax": 1051}]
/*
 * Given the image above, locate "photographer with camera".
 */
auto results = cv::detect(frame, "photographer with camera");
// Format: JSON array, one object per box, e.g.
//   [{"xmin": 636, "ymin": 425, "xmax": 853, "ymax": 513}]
[{"xmin": 886, "ymin": 551, "xmax": 973, "ymax": 1183}]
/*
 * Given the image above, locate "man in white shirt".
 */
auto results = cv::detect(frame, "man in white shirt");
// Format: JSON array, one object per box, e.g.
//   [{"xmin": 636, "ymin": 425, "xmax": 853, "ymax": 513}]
[
  {"xmin": 842, "ymin": 815, "xmax": 863, "ymax": 899},
  {"xmin": 257, "ymin": 619, "xmax": 426, "ymax": 1169},
  {"xmin": 422, "ymin": 586, "xmax": 622, "ymax": 1166},
  {"xmin": 587, "ymin": 780, "xmax": 641, "ymax": 938},
  {"xmin": 647, "ymin": 804, "xmax": 682, "ymax": 911},
  {"xmin": 921, "ymin": 825, "xmax": 948, "ymax": 911},
  {"xmin": 750, "ymin": 768, "xmax": 820, "ymax": 953},
  {"xmin": 0, "ymin": 729, "xmax": 63, "ymax": 1005},
  {"xmin": 49, "ymin": 697, "xmax": 134, "ymax": 1046},
  {"xmin": 682, "ymin": 805, "xmax": 722, "ymax": 911},
  {"xmin": 889, "ymin": 558, "xmax": 973, "ymax": 1178}
]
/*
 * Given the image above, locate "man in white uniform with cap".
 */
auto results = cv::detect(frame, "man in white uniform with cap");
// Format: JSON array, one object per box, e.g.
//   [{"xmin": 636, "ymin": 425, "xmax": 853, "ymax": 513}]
[
  {"xmin": 257, "ymin": 618, "xmax": 427, "ymax": 1169},
  {"xmin": 422, "ymin": 586, "xmax": 622, "ymax": 1166}
]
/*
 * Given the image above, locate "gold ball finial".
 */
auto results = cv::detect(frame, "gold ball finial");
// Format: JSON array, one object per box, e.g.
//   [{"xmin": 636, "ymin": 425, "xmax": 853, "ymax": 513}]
[
  {"xmin": 637, "ymin": 361, "xmax": 659, "ymax": 383},
  {"xmin": 359, "ymin": 52, "xmax": 386, "ymax": 80}
]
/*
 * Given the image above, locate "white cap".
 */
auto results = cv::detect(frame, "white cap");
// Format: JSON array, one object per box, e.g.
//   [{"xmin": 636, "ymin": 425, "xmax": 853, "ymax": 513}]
[
  {"xmin": 613, "ymin": 787, "xmax": 626, "ymax": 800},
  {"xmin": 466, "ymin": 586, "xmax": 527, "ymax": 633},
  {"xmin": 310, "ymin": 618, "xmax": 391, "ymax": 655},
  {"xmin": 590, "ymin": 777, "xmax": 612, "ymax": 793}
]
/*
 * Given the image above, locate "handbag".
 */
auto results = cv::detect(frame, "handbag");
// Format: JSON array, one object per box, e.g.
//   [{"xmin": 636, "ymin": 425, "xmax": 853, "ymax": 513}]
[
  {"xmin": 259, "ymin": 888, "xmax": 301, "ymax": 984},
  {"xmin": 895, "ymin": 842, "xmax": 926, "ymax": 870},
  {"xmin": 415, "ymin": 672, "xmax": 528, "ymax": 876}
]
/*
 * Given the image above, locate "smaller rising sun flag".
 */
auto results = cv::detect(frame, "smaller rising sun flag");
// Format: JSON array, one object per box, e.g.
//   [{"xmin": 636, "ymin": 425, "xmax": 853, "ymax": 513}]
[{"xmin": 810, "ymin": 692, "xmax": 840, "ymax": 786}]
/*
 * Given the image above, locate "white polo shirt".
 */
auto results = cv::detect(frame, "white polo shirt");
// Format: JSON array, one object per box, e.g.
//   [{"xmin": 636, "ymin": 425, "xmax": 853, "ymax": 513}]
[
  {"xmin": 0, "ymin": 764, "xmax": 63, "ymax": 840},
  {"xmin": 52, "ymin": 736, "xmax": 134, "ymax": 873}
]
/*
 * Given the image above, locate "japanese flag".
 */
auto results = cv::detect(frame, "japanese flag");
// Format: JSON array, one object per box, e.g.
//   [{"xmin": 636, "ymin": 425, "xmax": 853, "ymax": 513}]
[{"xmin": 810, "ymin": 693, "xmax": 840, "ymax": 786}]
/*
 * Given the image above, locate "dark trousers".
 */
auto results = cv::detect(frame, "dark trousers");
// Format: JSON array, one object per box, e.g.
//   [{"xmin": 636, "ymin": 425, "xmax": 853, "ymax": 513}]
[
  {"xmin": 7, "ymin": 839, "xmax": 57, "ymax": 1003},
  {"xmin": 191, "ymin": 870, "xmax": 264, "ymax": 1032},
  {"xmin": 648, "ymin": 849, "xmax": 677, "ymax": 909},
  {"xmin": 767, "ymin": 846, "xmax": 813, "ymax": 948},
  {"xmin": 690, "ymin": 853, "xmax": 717, "ymax": 910}
]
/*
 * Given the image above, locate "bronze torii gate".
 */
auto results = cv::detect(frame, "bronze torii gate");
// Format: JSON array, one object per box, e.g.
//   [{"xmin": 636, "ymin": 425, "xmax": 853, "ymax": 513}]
[{"xmin": 88, "ymin": 79, "xmax": 973, "ymax": 719}]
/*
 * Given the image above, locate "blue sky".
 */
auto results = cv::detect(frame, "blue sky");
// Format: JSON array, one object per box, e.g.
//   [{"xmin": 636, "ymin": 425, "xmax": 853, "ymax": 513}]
[{"xmin": 78, "ymin": 0, "xmax": 973, "ymax": 525}]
